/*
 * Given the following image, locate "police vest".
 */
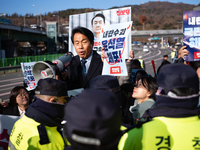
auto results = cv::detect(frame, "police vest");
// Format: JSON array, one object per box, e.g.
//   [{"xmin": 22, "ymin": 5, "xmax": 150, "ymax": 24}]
[
  {"xmin": 138, "ymin": 59, "xmax": 144, "ymax": 68},
  {"xmin": 8, "ymin": 115, "xmax": 65, "ymax": 150},
  {"xmin": 171, "ymin": 51, "xmax": 176, "ymax": 59},
  {"xmin": 118, "ymin": 116, "xmax": 200, "ymax": 150}
]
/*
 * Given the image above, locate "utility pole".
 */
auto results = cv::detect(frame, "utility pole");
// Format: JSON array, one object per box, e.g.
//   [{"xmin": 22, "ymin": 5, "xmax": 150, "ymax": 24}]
[
  {"xmin": 53, "ymin": 15, "xmax": 60, "ymax": 34},
  {"xmin": 33, "ymin": 5, "xmax": 42, "ymax": 26}
]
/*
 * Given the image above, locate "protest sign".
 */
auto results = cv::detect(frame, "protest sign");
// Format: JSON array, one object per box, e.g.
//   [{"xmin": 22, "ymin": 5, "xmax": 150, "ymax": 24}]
[
  {"xmin": 183, "ymin": 11, "xmax": 200, "ymax": 61},
  {"xmin": 0, "ymin": 115, "xmax": 20, "ymax": 150},
  {"xmin": 69, "ymin": 7, "xmax": 131, "ymax": 59},
  {"xmin": 102, "ymin": 21, "xmax": 132, "ymax": 76},
  {"xmin": 21, "ymin": 62, "xmax": 37, "ymax": 91}
]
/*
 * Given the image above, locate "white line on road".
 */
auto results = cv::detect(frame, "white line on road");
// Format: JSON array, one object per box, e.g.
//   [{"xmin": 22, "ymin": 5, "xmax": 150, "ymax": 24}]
[
  {"xmin": 0, "ymin": 86, "xmax": 16, "ymax": 92},
  {"xmin": 0, "ymin": 82, "xmax": 23, "ymax": 88},
  {"xmin": 142, "ymin": 50, "xmax": 152, "ymax": 57},
  {"xmin": 0, "ymin": 92, "xmax": 10, "ymax": 96},
  {"xmin": 146, "ymin": 57, "xmax": 163, "ymax": 64},
  {"xmin": 142, "ymin": 50, "xmax": 161, "ymax": 60},
  {"xmin": 0, "ymin": 77, "xmax": 24, "ymax": 83},
  {"xmin": 135, "ymin": 50, "xmax": 152, "ymax": 59}
]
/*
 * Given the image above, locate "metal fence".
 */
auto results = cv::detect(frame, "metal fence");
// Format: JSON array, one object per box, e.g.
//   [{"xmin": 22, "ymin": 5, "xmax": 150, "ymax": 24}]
[
  {"xmin": 0, "ymin": 53, "xmax": 65, "ymax": 67},
  {"xmin": 0, "ymin": 53, "xmax": 65, "ymax": 74}
]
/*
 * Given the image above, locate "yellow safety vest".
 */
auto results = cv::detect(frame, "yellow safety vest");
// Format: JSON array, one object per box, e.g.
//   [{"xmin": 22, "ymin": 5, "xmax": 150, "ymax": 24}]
[
  {"xmin": 138, "ymin": 59, "xmax": 144, "ymax": 68},
  {"xmin": 8, "ymin": 115, "xmax": 65, "ymax": 150},
  {"xmin": 118, "ymin": 116, "xmax": 200, "ymax": 150},
  {"xmin": 171, "ymin": 51, "xmax": 176, "ymax": 59}
]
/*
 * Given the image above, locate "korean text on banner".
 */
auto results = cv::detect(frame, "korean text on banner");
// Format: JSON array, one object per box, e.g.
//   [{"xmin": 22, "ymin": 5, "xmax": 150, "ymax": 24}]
[
  {"xmin": 21, "ymin": 62, "xmax": 37, "ymax": 91},
  {"xmin": 69, "ymin": 7, "xmax": 132, "ymax": 58},
  {"xmin": 183, "ymin": 11, "xmax": 200, "ymax": 61},
  {"xmin": 102, "ymin": 21, "xmax": 132, "ymax": 76},
  {"xmin": 0, "ymin": 115, "xmax": 20, "ymax": 150}
]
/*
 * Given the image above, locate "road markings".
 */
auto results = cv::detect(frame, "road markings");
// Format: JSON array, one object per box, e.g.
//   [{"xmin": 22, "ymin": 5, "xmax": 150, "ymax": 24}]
[
  {"xmin": 0, "ymin": 82, "xmax": 23, "ymax": 88},
  {"xmin": 0, "ymin": 77, "xmax": 24, "ymax": 83}
]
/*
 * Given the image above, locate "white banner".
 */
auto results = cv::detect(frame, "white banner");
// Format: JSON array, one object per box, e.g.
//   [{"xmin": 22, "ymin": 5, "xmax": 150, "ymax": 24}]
[
  {"xmin": 21, "ymin": 62, "xmax": 37, "ymax": 91},
  {"xmin": 102, "ymin": 21, "xmax": 132, "ymax": 76},
  {"xmin": 69, "ymin": 7, "xmax": 131, "ymax": 58},
  {"xmin": 0, "ymin": 115, "xmax": 20, "ymax": 150}
]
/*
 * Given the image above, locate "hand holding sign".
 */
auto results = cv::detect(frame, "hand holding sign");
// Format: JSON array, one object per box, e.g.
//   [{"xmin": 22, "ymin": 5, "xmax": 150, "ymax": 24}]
[
  {"xmin": 101, "ymin": 21, "xmax": 132, "ymax": 76},
  {"xmin": 101, "ymin": 47, "xmax": 107, "ymax": 62},
  {"xmin": 178, "ymin": 46, "xmax": 189, "ymax": 60}
]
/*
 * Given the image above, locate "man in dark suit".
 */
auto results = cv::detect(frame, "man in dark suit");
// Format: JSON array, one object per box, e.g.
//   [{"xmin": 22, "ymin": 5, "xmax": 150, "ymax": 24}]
[{"xmin": 63, "ymin": 26, "xmax": 103, "ymax": 90}]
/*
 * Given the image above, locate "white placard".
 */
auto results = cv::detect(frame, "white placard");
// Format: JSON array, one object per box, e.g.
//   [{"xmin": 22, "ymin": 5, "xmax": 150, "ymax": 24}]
[{"xmin": 102, "ymin": 21, "xmax": 132, "ymax": 76}]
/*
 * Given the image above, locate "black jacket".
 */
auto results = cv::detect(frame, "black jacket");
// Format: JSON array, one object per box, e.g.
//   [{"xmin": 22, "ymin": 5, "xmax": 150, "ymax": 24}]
[
  {"xmin": 64, "ymin": 51, "xmax": 103, "ymax": 90},
  {"xmin": 3, "ymin": 105, "xmax": 20, "ymax": 116}
]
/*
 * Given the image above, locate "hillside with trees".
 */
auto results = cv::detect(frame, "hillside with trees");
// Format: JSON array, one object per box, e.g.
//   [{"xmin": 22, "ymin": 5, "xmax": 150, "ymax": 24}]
[
  {"xmin": 129, "ymin": 1, "xmax": 197, "ymax": 30},
  {"xmin": 2, "ymin": 1, "xmax": 200, "ymax": 31}
]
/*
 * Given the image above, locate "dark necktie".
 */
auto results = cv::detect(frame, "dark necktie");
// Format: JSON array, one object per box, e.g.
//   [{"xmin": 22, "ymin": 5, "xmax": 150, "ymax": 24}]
[{"xmin": 81, "ymin": 59, "xmax": 87, "ymax": 78}]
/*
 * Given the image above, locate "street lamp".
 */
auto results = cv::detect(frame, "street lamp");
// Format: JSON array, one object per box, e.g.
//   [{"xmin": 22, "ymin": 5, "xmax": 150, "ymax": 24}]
[
  {"xmin": 53, "ymin": 15, "xmax": 60, "ymax": 34},
  {"xmin": 33, "ymin": 4, "xmax": 42, "ymax": 26},
  {"xmin": 36, "ymin": 14, "xmax": 39, "ymax": 25},
  {"xmin": 24, "ymin": 15, "xmax": 30, "ymax": 27}
]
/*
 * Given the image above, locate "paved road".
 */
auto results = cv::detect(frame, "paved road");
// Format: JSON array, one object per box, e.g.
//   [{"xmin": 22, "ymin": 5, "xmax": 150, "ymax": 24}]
[
  {"xmin": 133, "ymin": 47, "xmax": 172, "ymax": 76},
  {"xmin": 0, "ymin": 47, "xmax": 172, "ymax": 102},
  {"xmin": 0, "ymin": 72, "xmax": 24, "ymax": 102}
]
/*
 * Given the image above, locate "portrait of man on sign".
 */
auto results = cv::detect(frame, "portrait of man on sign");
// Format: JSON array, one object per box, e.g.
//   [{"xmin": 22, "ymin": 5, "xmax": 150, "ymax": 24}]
[{"xmin": 91, "ymin": 13, "xmax": 105, "ymax": 40}]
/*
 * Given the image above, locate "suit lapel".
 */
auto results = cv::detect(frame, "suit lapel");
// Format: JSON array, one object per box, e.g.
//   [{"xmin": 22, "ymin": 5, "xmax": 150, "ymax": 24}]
[{"xmin": 84, "ymin": 51, "xmax": 102, "ymax": 88}]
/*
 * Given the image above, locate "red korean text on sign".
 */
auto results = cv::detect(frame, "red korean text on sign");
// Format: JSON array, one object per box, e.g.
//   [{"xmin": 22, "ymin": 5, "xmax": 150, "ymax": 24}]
[
  {"xmin": 110, "ymin": 66, "xmax": 121, "ymax": 74},
  {"xmin": 116, "ymin": 9, "xmax": 130, "ymax": 16},
  {"xmin": 194, "ymin": 52, "xmax": 200, "ymax": 59}
]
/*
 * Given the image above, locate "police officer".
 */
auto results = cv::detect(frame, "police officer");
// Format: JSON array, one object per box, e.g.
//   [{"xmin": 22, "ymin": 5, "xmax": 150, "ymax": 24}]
[
  {"xmin": 170, "ymin": 49, "xmax": 176, "ymax": 62},
  {"xmin": 89, "ymin": 75, "xmax": 121, "ymax": 104},
  {"xmin": 63, "ymin": 89, "xmax": 122, "ymax": 150},
  {"xmin": 138, "ymin": 56, "xmax": 146, "ymax": 71},
  {"xmin": 118, "ymin": 63, "xmax": 200, "ymax": 150},
  {"xmin": 9, "ymin": 78, "xmax": 68, "ymax": 150}
]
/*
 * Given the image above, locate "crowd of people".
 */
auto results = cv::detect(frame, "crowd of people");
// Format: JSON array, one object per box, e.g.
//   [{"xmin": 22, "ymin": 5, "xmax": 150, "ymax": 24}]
[{"xmin": 0, "ymin": 26, "xmax": 199, "ymax": 150}]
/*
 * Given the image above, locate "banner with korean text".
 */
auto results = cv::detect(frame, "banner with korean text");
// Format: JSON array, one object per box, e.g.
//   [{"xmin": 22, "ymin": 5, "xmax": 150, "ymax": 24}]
[
  {"xmin": 183, "ymin": 11, "xmax": 200, "ymax": 61},
  {"xmin": 69, "ymin": 7, "xmax": 131, "ymax": 59},
  {"xmin": 0, "ymin": 115, "xmax": 20, "ymax": 150},
  {"xmin": 21, "ymin": 62, "xmax": 37, "ymax": 91},
  {"xmin": 102, "ymin": 21, "xmax": 132, "ymax": 76}
]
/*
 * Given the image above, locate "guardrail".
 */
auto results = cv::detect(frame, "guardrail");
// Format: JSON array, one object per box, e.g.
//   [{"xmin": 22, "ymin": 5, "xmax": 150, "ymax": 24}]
[
  {"xmin": 0, "ymin": 53, "xmax": 65, "ymax": 67},
  {"xmin": 0, "ymin": 53, "xmax": 66, "ymax": 74},
  {"xmin": 0, "ymin": 65, "xmax": 21, "ymax": 71},
  {"xmin": 0, "ymin": 65, "xmax": 21, "ymax": 74}
]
